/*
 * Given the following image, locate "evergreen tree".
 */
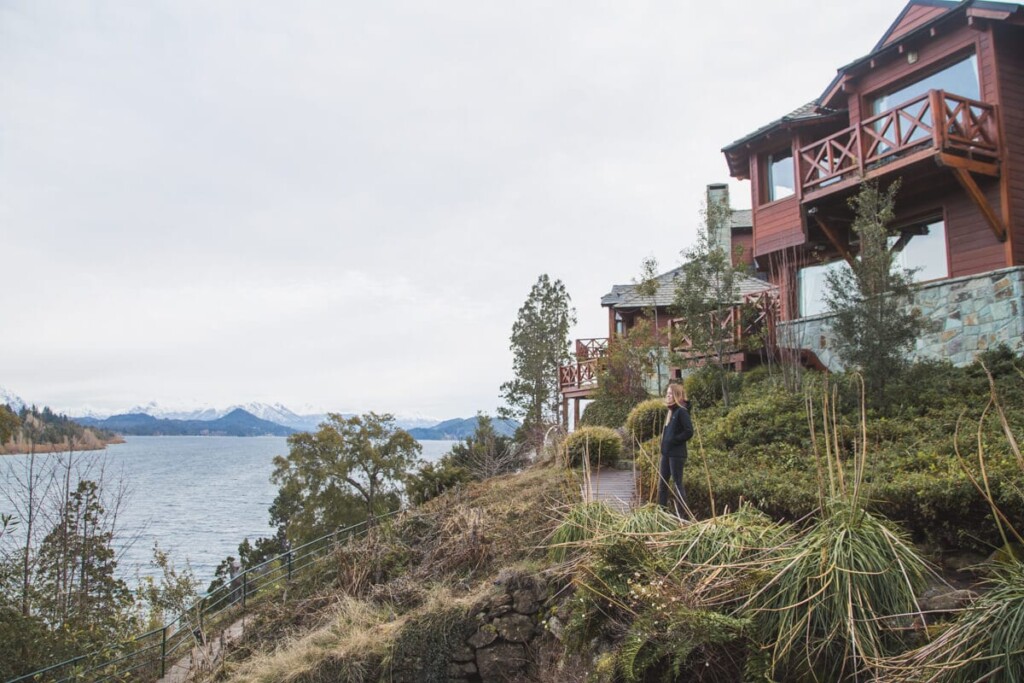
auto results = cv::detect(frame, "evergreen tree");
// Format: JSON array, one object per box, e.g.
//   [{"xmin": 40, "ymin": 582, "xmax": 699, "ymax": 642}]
[
  {"xmin": 32, "ymin": 480, "xmax": 134, "ymax": 647},
  {"xmin": 824, "ymin": 180, "xmax": 922, "ymax": 406},
  {"xmin": 671, "ymin": 195, "xmax": 747, "ymax": 408},
  {"xmin": 499, "ymin": 274, "xmax": 576, "ymax": 447}
]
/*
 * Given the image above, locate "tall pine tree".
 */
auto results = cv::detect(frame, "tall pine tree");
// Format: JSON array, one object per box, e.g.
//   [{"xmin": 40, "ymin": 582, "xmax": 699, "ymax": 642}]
[{"xmin": 499, "ymin": 274, "xmax": 576, "ymax": 448}]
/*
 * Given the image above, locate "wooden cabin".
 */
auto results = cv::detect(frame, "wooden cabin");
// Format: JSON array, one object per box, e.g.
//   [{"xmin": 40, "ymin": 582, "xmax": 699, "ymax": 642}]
[
  {"xmin": 558, "ymin": 186, "xmax": 773, "ymax": 426},
  {"xmin": 722, "ymin": 0, "xmax": 1024, "ymax": 366}
]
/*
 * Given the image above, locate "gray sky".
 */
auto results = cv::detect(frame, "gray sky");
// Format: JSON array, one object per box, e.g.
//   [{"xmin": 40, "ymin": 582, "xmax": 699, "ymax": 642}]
[{"xmin": 1, "ymin": 0, "xmax": 910, "ymax": 419}]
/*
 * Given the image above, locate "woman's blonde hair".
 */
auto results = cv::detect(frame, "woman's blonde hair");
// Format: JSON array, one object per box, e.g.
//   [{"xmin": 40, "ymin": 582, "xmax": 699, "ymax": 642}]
[{"xmin": 664, "ymin": 382, "xmax": 688, "ymax": 425}]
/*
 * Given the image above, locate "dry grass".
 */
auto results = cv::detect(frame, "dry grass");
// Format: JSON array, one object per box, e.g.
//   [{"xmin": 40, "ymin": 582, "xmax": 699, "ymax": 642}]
[{"xmin": 219, "ymin": 595, "xmax": 397, "ymax": 683}]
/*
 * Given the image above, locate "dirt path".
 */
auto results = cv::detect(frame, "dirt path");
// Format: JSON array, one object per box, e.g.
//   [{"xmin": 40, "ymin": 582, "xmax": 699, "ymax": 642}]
[{"xmin": 156, "ymin": 616, "xmax": 246, "ymax": 683}]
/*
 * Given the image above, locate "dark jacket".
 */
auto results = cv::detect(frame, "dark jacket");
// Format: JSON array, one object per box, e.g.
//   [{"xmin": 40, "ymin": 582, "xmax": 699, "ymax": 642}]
[{"xmin": 661, "ymin": 401, "xmax": 693, "ymax": 460}]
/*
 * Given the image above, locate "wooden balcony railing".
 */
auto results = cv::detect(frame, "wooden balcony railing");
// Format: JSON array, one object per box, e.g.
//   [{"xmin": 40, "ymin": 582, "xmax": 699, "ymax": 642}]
[
  {"xmin": 559, "ymin": 337, "xmax": 609, "ymax": 391},
  {"xmin": 799, "ymin": 90, "xmax": 1000, "ymax": 196},
  {"xmin": 575, "ymin": 337, "xmax": 609, "ymax": 361},
  {"xmin": 671, "ymin": 290, "xmax": 780, "ymax": 362}
]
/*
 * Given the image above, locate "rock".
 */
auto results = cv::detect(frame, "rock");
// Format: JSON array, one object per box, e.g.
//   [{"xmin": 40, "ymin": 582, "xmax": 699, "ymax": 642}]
[
  {"xmin": 919, "ymin": 588, "xmax": 977, "ymax": 613},
  {"xmin": 448, "ymin": 661, "xmax": 478, "ymax": 678},
  {"xmin": 477, "ymin": 642, "xmax": 527, "ymax": 680},
  {"xmin": 451, "ymin": 644, "xmax": 475, "ymax": 662},
  {"xmin": 468, "ymin": 624, "xmax": 499, "ymax": 649},
  {"xmin": 546, "ymin": 615, "xmax": 564, "ymax": 641},
  {"xmin": 513, "ymin": 588, "xmax": 540, "ymax": 614},
  {"xmin": 487, "ymin": 604, "xmax": 513, "ymax": 619},
  {"xmin": 494, "ymin": 613, "xmax": 534, "ymax": 643}
]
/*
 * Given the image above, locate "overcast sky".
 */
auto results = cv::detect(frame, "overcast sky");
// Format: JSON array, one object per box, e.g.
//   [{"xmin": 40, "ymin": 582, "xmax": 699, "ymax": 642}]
[{"xmin": 1, "ymin": 0, "xmax": 918, "ymax": 419}]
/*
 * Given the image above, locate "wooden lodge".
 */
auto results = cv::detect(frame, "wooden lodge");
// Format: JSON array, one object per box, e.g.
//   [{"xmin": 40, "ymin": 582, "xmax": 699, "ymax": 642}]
[
  {"xmin": 721, "ymin": 0, "xmax": 1024, "ymax": 324},
  {"xmin": 560, "ymin": 0, "xmax": 1024, "ymax": 427},
  {"xmin": 557, "ymin": 187, "xmax": 776, "ymax": 426}
]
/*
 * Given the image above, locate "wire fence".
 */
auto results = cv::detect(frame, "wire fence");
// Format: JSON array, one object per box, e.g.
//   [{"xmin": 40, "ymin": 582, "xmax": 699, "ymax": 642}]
[{"xmin": 6, "ymin": 512, "xmax": 398, "ymax": 683}]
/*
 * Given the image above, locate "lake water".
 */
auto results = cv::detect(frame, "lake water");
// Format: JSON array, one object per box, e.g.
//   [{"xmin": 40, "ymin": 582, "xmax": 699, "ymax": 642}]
[{"xmin": 0, "ymin": 436, "xmax": 456, "ymax": 586}]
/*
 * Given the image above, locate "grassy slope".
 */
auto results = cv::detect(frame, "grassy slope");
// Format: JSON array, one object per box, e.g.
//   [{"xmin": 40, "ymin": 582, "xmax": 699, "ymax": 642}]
[{"xmin": 217, "ymin": 465, "xmax": 576, "ymax": 682}]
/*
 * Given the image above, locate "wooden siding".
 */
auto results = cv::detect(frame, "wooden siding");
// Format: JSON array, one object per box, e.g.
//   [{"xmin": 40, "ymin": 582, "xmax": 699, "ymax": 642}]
[
  {"xmin": 733, "ymin": 232, "xmax": 754, "ymax": 267},
  {"xmin": 851, "ymin": 24, "xmax": 990, "ymax": 115},
  {"xmin": 882, "ymin": 4, "xmax": 948, "ymax": 46},
  {"xmin": 752, "ymin": 196, "xmax": 803, "ymax": 257},
  {"xmin": 995, "ymin": 24, "xmax": 1024, "ymax": 264}
]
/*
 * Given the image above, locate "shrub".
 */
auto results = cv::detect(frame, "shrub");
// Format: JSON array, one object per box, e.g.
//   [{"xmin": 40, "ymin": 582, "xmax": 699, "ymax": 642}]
[
  {"xmin": 685, "ymin": 365, "xmax": 742, "ymax": 410},
  {"xmin": 625, "ymin": 399, "xmax": 667, "ymax": 446},
  {"xmin": 580, "ymin": 395, "xmax": 635, "ymax": 429},
  {"xmin": 711, "ymin": 384, "xmax": 807, "ymax": 457},
  {"xmin": 564, "ymin": 426, "xmax": 622, "ymax": 468},
  {"xmin": 406, "ymin": 460, "xmax": 471, "ymax": 506}
]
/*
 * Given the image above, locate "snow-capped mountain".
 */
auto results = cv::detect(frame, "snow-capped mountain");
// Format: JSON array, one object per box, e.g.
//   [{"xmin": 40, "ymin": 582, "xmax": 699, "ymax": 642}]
[{"xmin": 0, "ymin": 386, "xmax": 26, "ymax": 412}]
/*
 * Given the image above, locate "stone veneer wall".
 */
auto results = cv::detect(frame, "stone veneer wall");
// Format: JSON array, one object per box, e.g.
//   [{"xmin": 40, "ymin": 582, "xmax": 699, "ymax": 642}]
[{"xmin": 778, "ymin": 266, "xmax": 1024, "ymax": 370}]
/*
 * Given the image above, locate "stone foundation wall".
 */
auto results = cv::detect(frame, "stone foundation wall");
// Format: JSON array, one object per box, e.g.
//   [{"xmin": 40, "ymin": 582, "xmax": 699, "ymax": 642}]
[{"xmin": 778, "ymin": 266, "xmax": 1024, "ymax": 370}]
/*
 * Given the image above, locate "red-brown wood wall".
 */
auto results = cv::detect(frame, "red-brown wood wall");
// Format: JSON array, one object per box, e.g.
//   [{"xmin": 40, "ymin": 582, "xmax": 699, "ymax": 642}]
[
  {"xmin": 996, "ymin": 23, "xmax": 1024, "ymax": 265},
  {"xmin": 882, "ymin": 4, "xmax": 948, "ymax": 47}
]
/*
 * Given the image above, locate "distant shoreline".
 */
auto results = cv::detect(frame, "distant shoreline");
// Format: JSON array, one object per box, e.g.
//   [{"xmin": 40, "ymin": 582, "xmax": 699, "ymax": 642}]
[{"xmin": 0, "ymin": 435, "xmax": 125, "ymax": 456}]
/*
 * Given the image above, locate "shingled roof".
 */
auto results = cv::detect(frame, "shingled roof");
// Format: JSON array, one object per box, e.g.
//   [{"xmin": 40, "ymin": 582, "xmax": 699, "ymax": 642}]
[{"xmin": 601, "ymin": 266, "xmax": 774, "ymax": 310}]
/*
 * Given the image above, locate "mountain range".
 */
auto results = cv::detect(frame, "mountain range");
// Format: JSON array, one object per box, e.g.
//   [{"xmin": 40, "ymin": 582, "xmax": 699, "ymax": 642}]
[{"xmin": 1, "ymin": 387, "xmax": 517, "ymax": 440}]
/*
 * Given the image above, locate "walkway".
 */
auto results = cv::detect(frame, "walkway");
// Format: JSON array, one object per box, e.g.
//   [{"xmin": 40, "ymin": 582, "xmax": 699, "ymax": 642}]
[
  {"xmin": 156, "ymin": 616, "xmax": 246, "ymax": 683},
  {"xmin": 584, "ymin": 466, "xmax": 637, "ymax": 513}
]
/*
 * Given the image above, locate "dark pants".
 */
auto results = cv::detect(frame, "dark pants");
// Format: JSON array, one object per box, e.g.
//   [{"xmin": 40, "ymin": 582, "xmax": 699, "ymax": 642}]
[{"xmin": 657, "ymin": 455, "xmax": 687, "ymax": 516}]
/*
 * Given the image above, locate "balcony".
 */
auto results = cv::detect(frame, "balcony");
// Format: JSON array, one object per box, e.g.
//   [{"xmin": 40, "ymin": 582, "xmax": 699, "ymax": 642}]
[
  {"xmin": 670, "ymin": 290, "xmax": 780, "ymax": 369},
  {"xmin": 798, "ymin": 90, "xmax": 1000, "ymax": 200},
  {"xmin": 558, "ymin": 338, "xmax": 608, "ymax": 398}
]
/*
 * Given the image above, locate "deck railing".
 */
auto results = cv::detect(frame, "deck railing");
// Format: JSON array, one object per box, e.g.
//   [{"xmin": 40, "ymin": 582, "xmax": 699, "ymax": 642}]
[
  {"xmin": 671, "ymin": 290, "xmax": 779, "ymax": 362},
  {"xmin": 558, "ymin": 337, "xmax": 609, "ymax": 391},
  {"xmin": 799, "ymin": 89, "xmax": 999, "ymax": 195},
  {"xmin": 6, "ymin": 512, "xmax": 398, "ymax": 683}
]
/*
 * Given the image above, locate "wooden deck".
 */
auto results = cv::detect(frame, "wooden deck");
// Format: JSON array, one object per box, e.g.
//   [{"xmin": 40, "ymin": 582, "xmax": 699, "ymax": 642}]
[{"xmin": 583, "ymin": 467, "xmax": 637, "ymax": 513}]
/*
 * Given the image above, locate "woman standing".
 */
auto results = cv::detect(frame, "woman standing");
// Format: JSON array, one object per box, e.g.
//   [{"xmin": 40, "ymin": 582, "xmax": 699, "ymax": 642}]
[{"xmin": 658, "ymin": 383, "xmax": 693, "ymax": 518}]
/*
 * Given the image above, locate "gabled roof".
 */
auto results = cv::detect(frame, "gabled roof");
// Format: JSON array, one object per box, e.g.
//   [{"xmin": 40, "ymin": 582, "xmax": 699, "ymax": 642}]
[
  {"xmin": 601, "ymin": 266, "xmax": 774, "ymax": 310},
  {"xmin": 721, "ymin": 101, "xmax": 843, "ymax": 178},
  {"xmin": 819, "ymin": 0, "xmax": 1024, "ymax": 107},
  {"xmin": 722, "ymin": 0, "xmax": 1024, "ymax": 177}
]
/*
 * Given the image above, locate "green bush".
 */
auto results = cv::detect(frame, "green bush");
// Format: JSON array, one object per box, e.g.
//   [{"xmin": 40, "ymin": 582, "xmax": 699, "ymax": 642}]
[
  {"xmin": 625, "ymin": 399, "xmax": 667, "ymax": 446},
  {"xmin": 711, "ymin": 384, "xmax": 807, "ymax": 457},
  {"xmin": 406, "ymin": 459, "xmax": 471, "ymax": 506},
  {"xmin": 684, "ymin": 366, "xmax": 743, "ymax": 409},
  {"xmin": 580, "ymin": 395, "xmax": 636, "ymax": 429},
  {"xmin": 564, "ymin": 426, "xmax": 622, "ymax": 468}
]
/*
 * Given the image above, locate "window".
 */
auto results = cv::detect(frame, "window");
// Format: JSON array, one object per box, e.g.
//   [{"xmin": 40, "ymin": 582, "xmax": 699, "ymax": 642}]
[
  {"xmin": 766, "ymin": 149, "xmax": 794, "ymax": 202},
  {"xmin": 798, "ymin": 258, "xmax": 848, "ymax": 317},
  {"xmin": 871, "ymin": 54, "xmax": 979, "ymax": 115},
  {"xmin": 889, "ymin": 218, "xmax": 948, "ymax": 282}
]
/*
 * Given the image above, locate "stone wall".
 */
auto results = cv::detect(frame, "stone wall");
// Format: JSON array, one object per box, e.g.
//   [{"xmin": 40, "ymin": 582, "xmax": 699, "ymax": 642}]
[
  {"xmin": 777, "ymin": 266, "xmax": 1024, "ymax": 370},
  {"xmin": 388, "ymin": 574, "xmax": 550, "ymax": 682}
]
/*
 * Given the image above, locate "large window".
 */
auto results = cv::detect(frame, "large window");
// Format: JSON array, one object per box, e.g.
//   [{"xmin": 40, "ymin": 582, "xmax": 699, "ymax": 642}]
[
  {"xmin": 798, "ymin": 258, "xmax": 848, "ymax": 317},
  {"xmin": 798, "ymin": 218, "xmax": 948, "ymax": 317},
  {"xmin": 890, "ymin": 218, "xmax": 948, "ymax": 282},
  {"xmin": 871, "ymin": 53, "xmax": 979, "ymax": 115},
  {"xmin": 766, "ymin": 149, "xmax": 794, "ymax": 202}
]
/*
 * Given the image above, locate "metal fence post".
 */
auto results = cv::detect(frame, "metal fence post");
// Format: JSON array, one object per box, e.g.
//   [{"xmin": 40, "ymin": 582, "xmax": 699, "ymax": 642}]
[
  {"xmin": 160, "ymin": 626, "xmax": 167, "ymax": 677},
  {"xmin": 287, "ymin": 551, "xmax": 293, "ymax": 582},
  {"xmin": 242, "ymin": 572, "xmax": 247, "ymax": 610}
]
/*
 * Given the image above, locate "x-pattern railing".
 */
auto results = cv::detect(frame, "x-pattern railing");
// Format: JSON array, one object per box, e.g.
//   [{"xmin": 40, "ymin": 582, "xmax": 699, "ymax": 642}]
[{"xmin": 799, "ymin": 89, "xmax": 999, "ymax": 195}]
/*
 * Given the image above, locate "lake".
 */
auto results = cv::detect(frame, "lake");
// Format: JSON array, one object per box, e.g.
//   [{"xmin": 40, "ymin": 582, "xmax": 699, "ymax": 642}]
[{"xmin": 0, "ymin": 436, "xmax": 457, "ymax": 586}]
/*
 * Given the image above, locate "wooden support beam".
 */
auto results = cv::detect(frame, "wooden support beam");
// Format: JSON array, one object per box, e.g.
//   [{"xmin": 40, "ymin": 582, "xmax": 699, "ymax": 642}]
[
  {"xmin": 951, "ymin": 167, "xmax": 1007, "ymax": 241},
  {"xmin": 937, "ymin": 152, "xmax": 1000, "ymax": 176},
  {"xmin": 812, "ymin": 214, "xmax": 856, "ymax": 267}
]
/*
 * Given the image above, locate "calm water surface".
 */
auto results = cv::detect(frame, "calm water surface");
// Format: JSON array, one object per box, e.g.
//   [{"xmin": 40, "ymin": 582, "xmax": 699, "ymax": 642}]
[{"xmin": 2, "ymin": 436, "xmax": 455, "ymax": 585}]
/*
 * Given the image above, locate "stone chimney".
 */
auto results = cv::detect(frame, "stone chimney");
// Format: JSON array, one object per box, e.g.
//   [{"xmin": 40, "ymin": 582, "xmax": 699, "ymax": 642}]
[{"xmin": 705, "ymin": 183, "xmax": 731, "ymax": 252}]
